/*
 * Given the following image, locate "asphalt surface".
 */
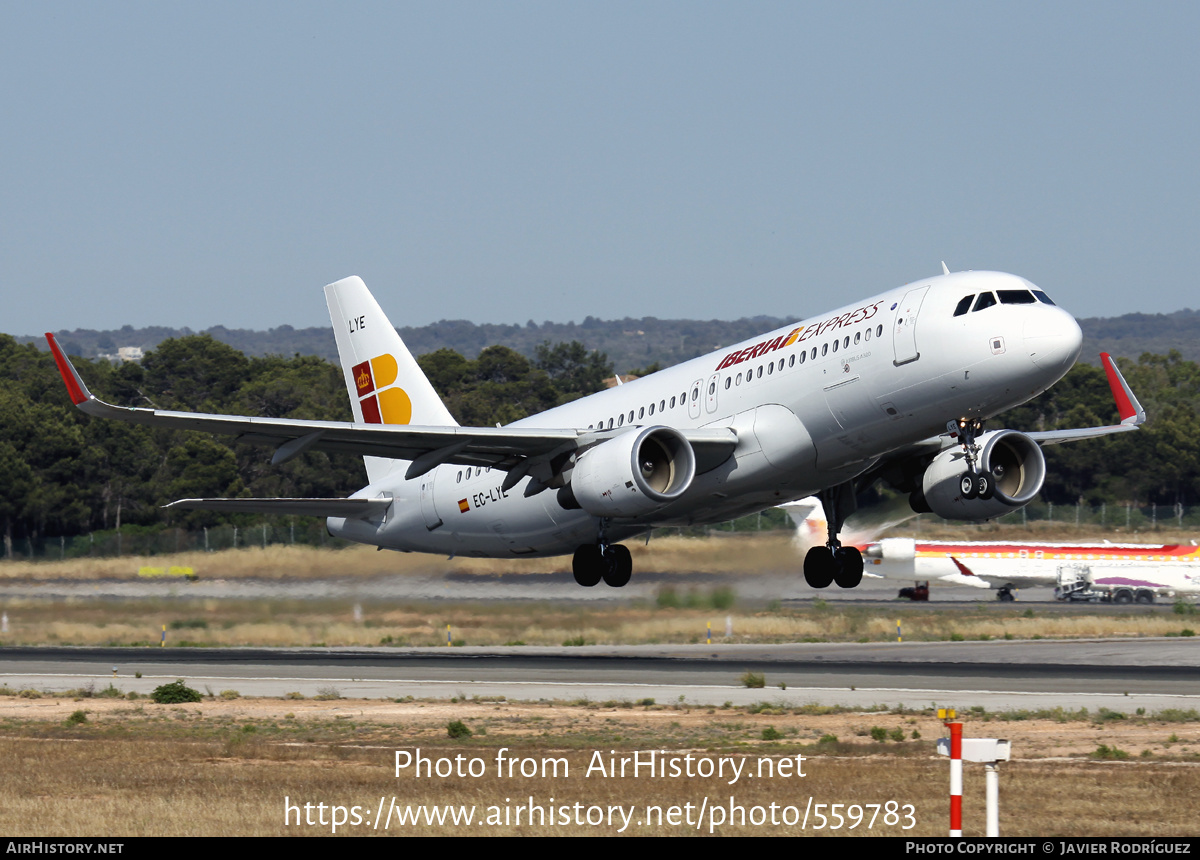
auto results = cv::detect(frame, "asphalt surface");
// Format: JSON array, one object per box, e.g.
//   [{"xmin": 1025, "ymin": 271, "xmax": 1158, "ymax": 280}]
[{"xmin": 3, "ymin": 639, "xmax": 1197, "ymax": 712}]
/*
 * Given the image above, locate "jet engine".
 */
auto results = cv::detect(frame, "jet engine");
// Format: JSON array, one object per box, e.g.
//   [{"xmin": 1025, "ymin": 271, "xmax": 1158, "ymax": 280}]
[
  {"xmin": 566, "ymin": 426, "xmax": 696, "ymax": 518},
  {"xmin": 911, "ymin": 430, "xmax": 1045, "ymax": 521}
]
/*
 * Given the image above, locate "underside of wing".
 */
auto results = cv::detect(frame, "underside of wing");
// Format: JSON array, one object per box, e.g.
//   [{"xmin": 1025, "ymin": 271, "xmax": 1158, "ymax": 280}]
[{"xmin": 164, "ymin": 498, "xmax": 393, "ymax": 518}]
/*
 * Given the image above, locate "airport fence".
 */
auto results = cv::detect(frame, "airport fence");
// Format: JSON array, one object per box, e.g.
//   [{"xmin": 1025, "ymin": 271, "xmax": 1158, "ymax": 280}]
[{"xmin": 1, "ymin": 502, "xmax": 1193, "ymax": 562}]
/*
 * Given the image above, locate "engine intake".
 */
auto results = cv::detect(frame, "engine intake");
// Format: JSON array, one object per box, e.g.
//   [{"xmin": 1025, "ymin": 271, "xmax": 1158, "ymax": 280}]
[
  {"xmin": 913, "ymin": 430, "xmax": 1045, "ymax": 521},
  {"xmin": 569, "ymin": 426, "xmax": 696, "ymax": 517}
]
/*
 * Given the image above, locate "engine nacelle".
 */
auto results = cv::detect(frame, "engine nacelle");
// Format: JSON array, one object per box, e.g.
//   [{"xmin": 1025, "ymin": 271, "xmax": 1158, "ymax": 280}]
[
  {"xmin": 915, "ymin": 430, "xmax": 1046, "ymax": 521},
  {"xmin": 569, "ymin": 426, "xmax": 696, "ymax": 518},
  {"xmin": 866, "ymin": 537, "xmax": 916, "ymax": 562}
]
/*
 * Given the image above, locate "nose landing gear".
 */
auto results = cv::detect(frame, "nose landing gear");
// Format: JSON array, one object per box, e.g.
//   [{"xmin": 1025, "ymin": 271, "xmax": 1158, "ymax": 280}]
[{"xmin": 951, "ymin": 418, "xmax": 996, "ymax": 500}]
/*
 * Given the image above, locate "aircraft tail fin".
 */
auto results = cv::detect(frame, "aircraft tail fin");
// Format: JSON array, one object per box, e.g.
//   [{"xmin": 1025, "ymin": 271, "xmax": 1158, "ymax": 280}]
[
  {"xmin": 779, "ymin": 497, "xmax": 827, "ymax": 548},
  {"xmin": 324, "ymin": 276, "xmax": 458, "ymax": 482}
]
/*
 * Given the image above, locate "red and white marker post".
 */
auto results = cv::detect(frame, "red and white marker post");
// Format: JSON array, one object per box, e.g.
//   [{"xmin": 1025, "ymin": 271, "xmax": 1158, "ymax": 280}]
[
  {"xmin": 943, "ymin": 712, "xmax": 963, "ymax": 836},
  {"xmin": 937, "ymin": 708, "xmax": 1011, "ymax": 837}
]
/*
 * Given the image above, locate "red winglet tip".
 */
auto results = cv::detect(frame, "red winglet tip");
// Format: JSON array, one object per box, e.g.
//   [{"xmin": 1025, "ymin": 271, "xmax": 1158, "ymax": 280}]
[
  {"xmin": 1100, "ymin": 352, "xmax": 1136, "ymax": 422},
  {"xmin": 45, "ymin": 333, "xmax": 89, "ymax": 405}
]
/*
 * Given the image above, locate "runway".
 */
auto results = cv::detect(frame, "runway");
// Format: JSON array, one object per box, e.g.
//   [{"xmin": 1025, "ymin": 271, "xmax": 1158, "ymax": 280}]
[{"xmin": 3, "ymin": 639, "xmax": 1197, "ymax": 713}]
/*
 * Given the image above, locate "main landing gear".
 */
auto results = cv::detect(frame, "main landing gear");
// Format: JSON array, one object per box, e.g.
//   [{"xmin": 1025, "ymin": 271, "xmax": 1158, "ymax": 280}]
[
  {"xmin": 803, "ymin": 482, "xmax": 865, "ymax": 589},
  {"xmin": 572, "ymin": 543, "xmax": 632, "ymax": 588}
]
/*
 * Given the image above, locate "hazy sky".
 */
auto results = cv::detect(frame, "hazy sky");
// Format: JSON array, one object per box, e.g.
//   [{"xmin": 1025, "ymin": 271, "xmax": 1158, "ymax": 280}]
[{"xmin": 3, "ymin": 2, "xmax": 1197, "ymax": 336}]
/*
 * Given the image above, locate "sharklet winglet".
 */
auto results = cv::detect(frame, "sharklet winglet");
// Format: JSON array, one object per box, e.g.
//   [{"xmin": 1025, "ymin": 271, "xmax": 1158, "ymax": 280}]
[
  {"xmin": 45, "ymin": 333, "xmax": 93, "ymax": 406},
  {"xmin": 1100, "ymin": 352, "xmax": 1146, "ymax": 426}
]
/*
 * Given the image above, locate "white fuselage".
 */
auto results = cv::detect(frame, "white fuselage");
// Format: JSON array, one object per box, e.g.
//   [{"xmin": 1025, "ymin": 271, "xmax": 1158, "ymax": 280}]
[
  {"xmin": 330, "ymin": 271, "xmax": 1082, "ymax": 558},
  {"xmin": 866, "ymin": 537, "xmax": 1200, "ymax": 595}
]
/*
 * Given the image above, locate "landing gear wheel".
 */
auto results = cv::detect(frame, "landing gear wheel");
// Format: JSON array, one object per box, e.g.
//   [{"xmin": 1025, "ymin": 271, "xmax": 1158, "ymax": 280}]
[
  {"xmin": 996, "ymin": 585, "xmax": 1015, "ymax": 602},
  {"xmin": 803, "ymin": 546, "xmax": 836, "ymax": 589},
  {"xmin": 602, "ymin": 544, "xmax": 633, "ymax": 588},
  {"xmin": 976, "ymin": 472, "xmax": 995, "ymax": 500},
  {"xmin": 833, "ymin": 546, "xmax": 864, "ymax": 588},
  {"xmin": 572, "ymin": 545, "xmax": 604, "ymax": 587},
  {"xmin": 960, "ymin": 473, "xmax": 978, "ymax": 500},
  {"xmin": 1112, "ymin": 589, "xmax": 1134, "ymax": 605}
]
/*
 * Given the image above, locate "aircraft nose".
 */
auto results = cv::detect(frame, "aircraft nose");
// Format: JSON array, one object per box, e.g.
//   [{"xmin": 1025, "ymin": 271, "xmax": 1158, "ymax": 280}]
[{"xmin": 1024, "ymin": 307, "xmax": 1082, "ymax": 376}]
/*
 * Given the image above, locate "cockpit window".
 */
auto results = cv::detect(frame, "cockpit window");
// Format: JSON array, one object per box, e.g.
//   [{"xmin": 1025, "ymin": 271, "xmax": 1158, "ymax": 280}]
[
  {"xmin": 972, "ymin": 292, "xmax": 997, "ymax": 312},
  {"xmin": 1032, "ymin": 290, "xmax": 1055, "ymax": 306},
  {"xmin": 998, "ymin": 290, "xmax": 1036, "ymax": 304},
  {"xmin": 953, "ymin": 295, "xmax": 974, "ymax": 316}
]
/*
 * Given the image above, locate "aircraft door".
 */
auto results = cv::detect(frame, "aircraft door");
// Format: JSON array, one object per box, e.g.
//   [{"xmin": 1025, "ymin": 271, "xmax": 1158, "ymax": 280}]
[
  {"xmin": 420, "ymin": 469, "xmax": 444, "ymax": 531},
  {"xmin": 705, "ymin": 374, "xmax": 720, "ymax": 414},
  {"xmin": 892, "ymin": 285, "xmax": 930, "ymax": 366},
  {"xmin": 688, "ymin": 379, "xmax": 703, "ymax": 420}
]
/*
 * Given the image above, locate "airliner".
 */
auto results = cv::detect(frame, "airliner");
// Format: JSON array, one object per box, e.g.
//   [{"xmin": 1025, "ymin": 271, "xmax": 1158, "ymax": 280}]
[
  {"xmin": 861, "ymin": 536, "xmax": 1200, "ymax": 602},
  {"xmin": 46, "ymin": 268, "xmax": 1144, "ymax": 590}
]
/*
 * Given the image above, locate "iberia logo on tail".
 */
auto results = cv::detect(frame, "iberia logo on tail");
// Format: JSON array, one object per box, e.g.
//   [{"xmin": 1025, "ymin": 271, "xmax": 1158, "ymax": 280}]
[{"xmin": 351, "ymin": 354, "xmax": 412, "ymax": 424}]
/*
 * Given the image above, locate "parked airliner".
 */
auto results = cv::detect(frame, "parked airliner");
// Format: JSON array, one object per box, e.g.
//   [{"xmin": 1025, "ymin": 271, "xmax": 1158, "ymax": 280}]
[
  {"xmin": 862, "ymin": 536, "xmax": 1200, "ymax": 602},
  {"xmin": 47, "ymin": 269, "xmax": 1144, "ymax": 590}
]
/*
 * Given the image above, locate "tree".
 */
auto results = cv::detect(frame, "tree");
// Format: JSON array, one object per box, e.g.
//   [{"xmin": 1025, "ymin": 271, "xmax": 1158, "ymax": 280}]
[{"xmin": 534, "ymin": 341, "xmax": 614, "ymax": 405}]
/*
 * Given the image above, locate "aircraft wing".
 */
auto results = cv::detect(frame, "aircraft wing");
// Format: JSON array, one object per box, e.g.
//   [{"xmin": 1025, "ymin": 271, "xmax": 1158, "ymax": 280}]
[
  {"xmin": 1026, "ymin": 352, "xmax": 1145, "ymax": 445},
  {"xmin": 164, "ymin": 497, "xmax": 394, "ymax": 518},
  {"xmin": 46, "ymin": 333, "xmax": 738, "ymax": 476},
  {"xmin": 880, "ymin": 351, "xmax": 1145, "ymax": 465}
]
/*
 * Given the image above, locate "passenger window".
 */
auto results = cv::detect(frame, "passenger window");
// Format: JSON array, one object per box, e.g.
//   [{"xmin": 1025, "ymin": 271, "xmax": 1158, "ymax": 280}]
[
  {"xmin": 670, "ymin": 396, "xmax": 676, "ymax": 408},
  {"xmin": 821, "ymin": 343, "xmax": 828, "ymax": 356},
  {"xmin": 865, "ymin": 328, "xmax": 872, "ymax": 341},
  {"xmin": 607, "ymin": 418, "xmax": 614, "ymax": 429},
  {"xmin": 618, "ymin": 414, "xmax": 624, "ymax": 426},
  {"xmin": 649, "ymin": 403, "xmax": 655, "ymax": 415},
  {"xmin": 708, "ymin": 382, "xmax": 716, "ymax": 395},
  {"xmin": 456, "ymin": 471, "xmax": 462, "ymax": 482},
  {"xmin": 843, "ymin": 336, "xmax": 849, "ymax": 349},
  {"xmin": 789, "ymin": 354, "xmax": 795, "ymax": 367},
  {"xmin": 659, "ymin": 400, "xmax": 665, "ymax": 411},
  {"xmin": 798, "ymin": 351, "xmax": 806, "ymax": 365},
  {"xmin": 954, "ymin": 295, "xmax": 974, "ymax": 316},
  {"xmin": 767, "ymin": 362, "xmax": 774, "ymax": 374},
  {"xmin": 736, "ymin": 372, "xmax": 742, "ymax": 384},
  {"xmin": 691, "ymin": 388, "xmax": 699, "ymax": 402},
  {"xmin": 810, "ymin": 347, "xmax": 817, "ymax": 360},
  {"xmin": 875, "ymin": 324, "xmax": 883, "ymax": 337},
  {"xmin": 628, "ymin": 410, "xmax": 634, "ymax": 422},
  {"xmin": 638, "ymin": 407, "xmax": 644, "ymax": 419},
  {"xmin": 832, "ymin": 339, "xmax": 839, "ymax": 353},
  {"xmin": 854, "ymin": 332, "xmax": 861, "ymax": 344},
  {"xmin": 757, "ymin": 365, "xmax": 763, "ymax": 378},
  {"xmin": 972, "ymin": 292, "xmax": 997, "ymax": 312},
  {"xmin": 724, "ymin": 377, "xmax": 731, "ymax": 389}
]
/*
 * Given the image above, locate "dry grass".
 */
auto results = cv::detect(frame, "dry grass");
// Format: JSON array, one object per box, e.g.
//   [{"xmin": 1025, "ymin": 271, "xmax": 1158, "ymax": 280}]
[
  {"xmin": 0, "ymin": 595, "xmax": 1194, "ymax": 648},
  {"xmin": 0, "ymin": 535, "xmax": 804, "ymax": 582},
  {"xmin": 10, "ymin": 521, "xmax": 1196, "ymax": 583},
  {"xmin": 0, "ymin": 695, "xmax": 1196, "ymax": 836}
]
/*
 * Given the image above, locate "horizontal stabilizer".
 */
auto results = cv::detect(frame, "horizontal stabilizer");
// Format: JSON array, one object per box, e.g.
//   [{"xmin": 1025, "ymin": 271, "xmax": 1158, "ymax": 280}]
[{"xmin": 164, "ymin": 497, "xmax": 393, "ymax": 518}]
